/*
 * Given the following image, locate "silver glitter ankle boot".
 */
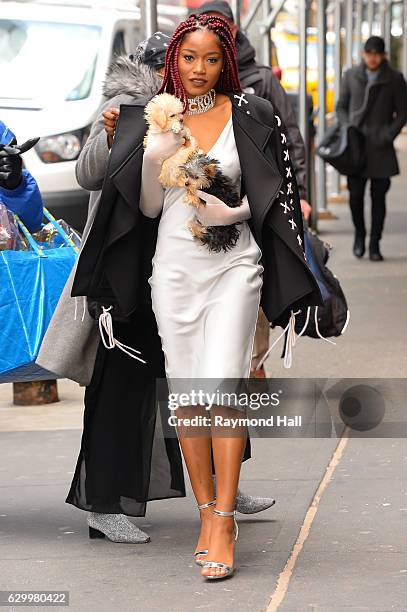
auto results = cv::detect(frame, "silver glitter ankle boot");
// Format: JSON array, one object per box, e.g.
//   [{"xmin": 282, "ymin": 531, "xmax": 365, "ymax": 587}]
[
  {"xmin": 235, "ymin": 488, "xmax": 276, "ymax": 514},
  {"xmin": 212, "ymin": 475, "xmax": 276, "ymax": 515},
  {"xmin": 87, "ymin": 513, "xmax": 150, "ymax": 543}
]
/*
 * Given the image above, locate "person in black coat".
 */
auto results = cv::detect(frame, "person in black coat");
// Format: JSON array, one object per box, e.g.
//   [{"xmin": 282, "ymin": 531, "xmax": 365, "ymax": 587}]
[
  {"xmin": 71, "ymin": 14, "xmax": 322, "ymax": 580},
  {"xmin": 336, "ymin": 36, "xmax": 407, "ymax": 261}
]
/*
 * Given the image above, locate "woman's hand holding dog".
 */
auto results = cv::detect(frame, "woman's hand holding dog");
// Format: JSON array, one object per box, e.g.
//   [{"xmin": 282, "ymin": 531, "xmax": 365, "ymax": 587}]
[
  {"xmin": 144, "ymin": 129, "xmax": 187, "ymax": 165},
  {"xmin": 139, "ymin": 129, "xmax": 187, "ymax": 219},
  {"xmin": 195, "ymin": 191, "xmax": 252, "ymax": 226}
]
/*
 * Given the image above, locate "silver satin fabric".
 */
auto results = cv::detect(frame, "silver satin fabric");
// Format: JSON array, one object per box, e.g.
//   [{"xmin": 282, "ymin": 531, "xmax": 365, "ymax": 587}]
[{"xmin": 148, "ymin": 117, "xmax": 264, "ymax": 405}]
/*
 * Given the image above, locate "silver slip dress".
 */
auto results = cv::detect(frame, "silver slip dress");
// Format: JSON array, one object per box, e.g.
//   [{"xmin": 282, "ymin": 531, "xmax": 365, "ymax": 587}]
[{"xmin": 148, "ymin": 116, "xmax": 264, "ymax": 405}]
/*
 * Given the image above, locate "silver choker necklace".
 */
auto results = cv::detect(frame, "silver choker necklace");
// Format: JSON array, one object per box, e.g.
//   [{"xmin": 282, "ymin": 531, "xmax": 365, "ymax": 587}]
[{"xmin": 186, "ymin": 88, "xmax": 216, "ymax": 115}]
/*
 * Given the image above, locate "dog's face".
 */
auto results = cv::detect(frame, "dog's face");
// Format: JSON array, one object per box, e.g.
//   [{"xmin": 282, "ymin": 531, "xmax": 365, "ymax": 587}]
[
  {"xmin": 180, "ymin": 154, "xmax": 217, "ymax": 189},
  {"xmin": 144, "ymin": 93, "xmax": 184, "ymax": 131}
]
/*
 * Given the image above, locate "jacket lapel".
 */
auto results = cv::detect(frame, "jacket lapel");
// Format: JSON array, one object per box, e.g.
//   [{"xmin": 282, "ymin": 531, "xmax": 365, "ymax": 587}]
[
  {"xmin": 353, "ymin": 61, "xmax": 392, "ymax": 126},
  {"xmin": 109, "ymin": 102, "xmax": 149, "ymax": 210},
  {"xmin": 229, "ymin": 92, "xmax": 274, "ymax": 151}
]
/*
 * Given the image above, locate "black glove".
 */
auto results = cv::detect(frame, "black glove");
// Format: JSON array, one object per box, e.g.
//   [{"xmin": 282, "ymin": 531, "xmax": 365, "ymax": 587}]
[
  {"xmin": 0, "ymin": 147, "xmax": 22, "ymax": 190},
  {"xmin": 0, "ymin": 137, "xmax": 40, "ymax": 190}
]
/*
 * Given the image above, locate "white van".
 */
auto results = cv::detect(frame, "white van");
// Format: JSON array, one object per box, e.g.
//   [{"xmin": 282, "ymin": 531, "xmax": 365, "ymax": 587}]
[{"xmin": 0, "ymin": 1, "xmax": 182, "ymax": 230}]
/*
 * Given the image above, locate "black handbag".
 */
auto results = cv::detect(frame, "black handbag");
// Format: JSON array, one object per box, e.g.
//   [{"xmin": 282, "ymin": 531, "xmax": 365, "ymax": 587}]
[
  {"xmin": 316, "ymin": 82, "xmax": 382, "ymax": 176},
  {"xmin": 316, "ymin": 123, "xmax": 366, "ymax": 175},
  {"xmin": 295, "ymin": 227, "xmax": 350, "ymax": 339}
]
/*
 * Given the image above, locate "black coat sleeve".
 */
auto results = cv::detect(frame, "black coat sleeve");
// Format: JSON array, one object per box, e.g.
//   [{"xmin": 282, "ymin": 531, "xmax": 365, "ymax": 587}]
[
  {"xmin": 260, "ymin": 68, "xmax": 308, "ymax": 201},
  {"xmin": 387, "ymin": 71, "xmax": 407, "ymax": 142},
  {"xmin": 260, "ymin": 103, "xmax": 322, "ymax": 327},
  {"xmin": 264, "ymin": 100, "xmax": 306, "ymax": 251}
]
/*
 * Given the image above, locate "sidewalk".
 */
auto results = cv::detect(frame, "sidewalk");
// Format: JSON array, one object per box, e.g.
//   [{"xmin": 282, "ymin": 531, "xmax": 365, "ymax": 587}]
[{"xmin": 0, "ymin": 138, "xmax": 406, "ymax": 612}]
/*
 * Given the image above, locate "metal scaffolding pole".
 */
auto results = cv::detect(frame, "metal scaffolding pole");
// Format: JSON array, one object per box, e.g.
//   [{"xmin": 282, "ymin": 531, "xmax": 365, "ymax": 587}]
[
  {"xmin": 345, "ymin": 0, "xmax": 354, "ymax": 69},
  {"xmin": 298, "ymin": 0, "xmax": 316, "ymax": 226},
  {"xmin": 262, "ymin": 0, "xmax": 272, "ymax": 65},
  {"xmin": 298, "ymin": 0, "xmax": 308, "ymax": 142},
  {"xmin": 380, "ymin": 0, "xmax": 387, "ymax": 35},
  {"xmin": 317, "ymin": 0, "xmax": 328, "ymax": 214},
  {"xmin": 367, "ymin": 0, "xmax": 374, "ymax": 35},
  {"xmin": 332, "ymin": 0, "xmax": 342, "ymax": 196},
  {"xmin": 334, "ymin": 0, "xmax": 342, "ymax": 108},
  {"xmin": 231, "ymin": 0, "xmax": 241, "ymax": 28},
  {"xmin": 241, "ymin": 0, "xmax": 263, "ymax": 31},
  {"xmin": 384, "ymin": 1, "xmax": 392, "ymax": 53},
  {"xmin": 140, "ymin": 0, "xmax": 157, "ymax": 39},
  {"xmin": 355, "ymin": 0, "xmax": 363, "ymax": 59},
  {"xmin": 258, "ymin": 0, "xmax": 286, "ymax": 34}
]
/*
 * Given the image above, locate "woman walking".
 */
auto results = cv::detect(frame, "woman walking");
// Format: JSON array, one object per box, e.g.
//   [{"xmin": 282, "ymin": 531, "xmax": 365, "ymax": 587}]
[
  {"xmin": 141, "ymin": 18, "xmax": 264, "ymax": 579},
  {"xmin": 69, "ymin": 13, "xmax": 322, "ymax": 580}
]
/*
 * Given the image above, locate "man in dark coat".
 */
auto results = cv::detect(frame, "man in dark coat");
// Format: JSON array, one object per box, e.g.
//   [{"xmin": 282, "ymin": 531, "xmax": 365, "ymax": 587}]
[{"xmin": 336, "ymin": 36, "xmax": 407, "ymax": 261}]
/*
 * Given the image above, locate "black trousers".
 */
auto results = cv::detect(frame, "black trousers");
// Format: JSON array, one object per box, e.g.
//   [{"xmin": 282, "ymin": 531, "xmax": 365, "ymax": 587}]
[{"xmin": 347, "ymin": 176, "xmax": 391, "ymax": 244}]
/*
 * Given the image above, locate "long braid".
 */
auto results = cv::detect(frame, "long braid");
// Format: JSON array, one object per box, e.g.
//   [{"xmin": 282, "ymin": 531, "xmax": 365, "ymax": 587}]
[{"xmin": 158, "ymin": 13, "xmax": 242, "ymax": 110}]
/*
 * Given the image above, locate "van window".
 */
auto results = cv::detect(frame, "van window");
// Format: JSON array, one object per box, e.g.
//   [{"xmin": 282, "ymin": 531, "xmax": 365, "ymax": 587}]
[
  {"xmin": 0, "ymin": 19, "xmax": 101, "ymax": 104},
  {"xmin": 112, "ymin": 31, "xmax": 126, "ymax": 58}
]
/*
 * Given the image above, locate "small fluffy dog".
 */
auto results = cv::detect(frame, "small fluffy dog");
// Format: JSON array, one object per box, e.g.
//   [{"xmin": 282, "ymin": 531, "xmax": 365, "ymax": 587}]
[
  {"xmin": 143, "ymin": 93, "xmax": 198, "ymax": 187},
  {"xmin": 180, "ymin": 153, "xmax": 242, "ymax": 252},
  {"xmin": 144, "ymin": 93, "xmax": 242, "ymax": 252}
]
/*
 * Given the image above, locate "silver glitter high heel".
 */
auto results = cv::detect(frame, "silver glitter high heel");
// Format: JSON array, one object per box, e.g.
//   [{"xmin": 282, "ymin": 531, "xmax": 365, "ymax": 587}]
[
  {"xmin": 87, "ymin": 513, "xmax": 150, "ymax": 543},
  {"xmin": 194, "ymin": 500, "xmax": 216, "ymax": 566},
  {"xmin": 202, "ymin": 508, "xmax": 238, "ymax": 580}
]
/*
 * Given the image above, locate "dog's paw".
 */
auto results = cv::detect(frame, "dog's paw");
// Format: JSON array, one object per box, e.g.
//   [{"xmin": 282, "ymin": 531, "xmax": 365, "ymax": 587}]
[
  {"xmin": 187, "ymin": 219, "xmax": 207, "ymax": 240},
  {"xmin": 184, "ymin": 192, "xmax": 201, "ymax": 208}
]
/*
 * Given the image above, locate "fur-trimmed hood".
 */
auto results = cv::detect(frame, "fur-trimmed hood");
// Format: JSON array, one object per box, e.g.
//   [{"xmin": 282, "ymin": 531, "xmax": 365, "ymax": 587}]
[{"xmin": 102, "ymin": 55, "xmax": 162, "ymax": 100}]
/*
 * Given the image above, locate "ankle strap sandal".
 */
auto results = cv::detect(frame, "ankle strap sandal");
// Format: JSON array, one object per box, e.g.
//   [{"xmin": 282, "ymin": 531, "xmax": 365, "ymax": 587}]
[
  {"xmin": 213, "ymin": 508, "xmax": 239, "ymax": 541},
  {"xmin": 197, "ymin": 500, "xmax": 216, "ymax": 511},
  {"xmin": 194, "ymin": 500, "xmax": 216, "ymax": 566},
  {"xmin": 202, "ymin": 508, "xmax": 238, "ymax": 580}
]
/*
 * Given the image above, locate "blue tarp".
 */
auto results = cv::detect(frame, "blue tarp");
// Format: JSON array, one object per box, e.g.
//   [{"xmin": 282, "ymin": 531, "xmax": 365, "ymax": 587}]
[{"xmin": 0, "ymin": 247, "xmax": 76, "ymax": 383}]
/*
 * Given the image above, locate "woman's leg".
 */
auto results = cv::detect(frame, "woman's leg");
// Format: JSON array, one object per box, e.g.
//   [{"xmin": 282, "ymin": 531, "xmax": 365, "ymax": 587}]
[
  {"xmin": 176, "ymin": 404, "xmax": 214, "ymax": 561},
  {"xmin": 201, "ymin": 406, "xmax": 247, "ymax": 577}
]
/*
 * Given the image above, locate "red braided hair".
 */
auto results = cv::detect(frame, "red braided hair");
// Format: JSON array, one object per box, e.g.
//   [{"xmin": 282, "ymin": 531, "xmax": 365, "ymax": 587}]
[{"xmin": 157, "ymin": 13, "xmax": 242, "ymax": 110}]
